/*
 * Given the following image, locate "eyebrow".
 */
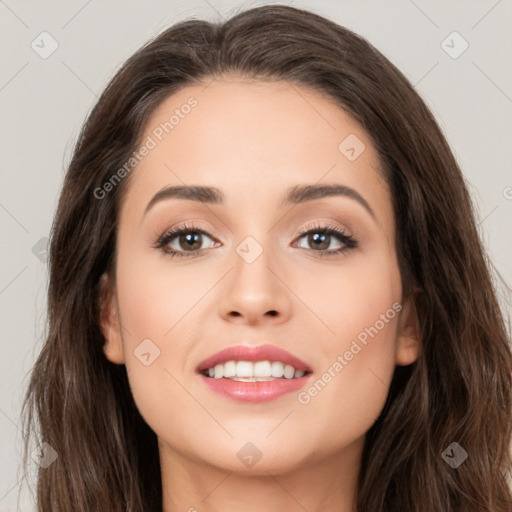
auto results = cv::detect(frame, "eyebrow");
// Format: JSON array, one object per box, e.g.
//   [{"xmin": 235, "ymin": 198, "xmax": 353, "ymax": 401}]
[{"xmin": 144, "ymin": 183, "xmax": 375, "ymax": 219}]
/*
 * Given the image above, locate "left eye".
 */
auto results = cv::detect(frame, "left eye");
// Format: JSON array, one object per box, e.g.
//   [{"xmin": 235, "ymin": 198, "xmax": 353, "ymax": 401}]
[{"xmin": 295, "ymin": 231, "xmax": 346, "ymax": 252}]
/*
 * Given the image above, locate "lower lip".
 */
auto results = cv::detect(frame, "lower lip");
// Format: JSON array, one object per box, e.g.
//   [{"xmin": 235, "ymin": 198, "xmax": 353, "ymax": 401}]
[{"xmin": 198, "ymin": 374, "xmax": 311, "ymax": 402}]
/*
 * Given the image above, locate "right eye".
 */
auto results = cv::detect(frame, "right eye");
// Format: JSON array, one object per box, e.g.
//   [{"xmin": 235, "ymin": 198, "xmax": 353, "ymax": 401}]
[{"xmin": 154, "ymin": 223, "xmax": 220, "ymax": 258}]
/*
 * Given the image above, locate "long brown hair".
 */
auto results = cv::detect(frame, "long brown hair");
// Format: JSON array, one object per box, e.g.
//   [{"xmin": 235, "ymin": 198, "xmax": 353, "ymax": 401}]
[{"xmin": 22, "ymin": 5, "xmax": 512, "ymax": 511}]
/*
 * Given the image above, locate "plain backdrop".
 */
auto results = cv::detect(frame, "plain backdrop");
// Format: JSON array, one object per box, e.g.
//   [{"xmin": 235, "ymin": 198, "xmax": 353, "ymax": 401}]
[{"xmin": 1, "ymin": 0, "xmax": 511, "ymax": 510}]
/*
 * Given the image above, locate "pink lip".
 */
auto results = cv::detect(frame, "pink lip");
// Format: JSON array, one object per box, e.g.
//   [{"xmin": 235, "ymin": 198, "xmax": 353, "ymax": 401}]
[
  {"xmin": 196, "ymin": 344, "xmax": 313, "ymax": 403},
  {"xmin": 196, "ymin": 343, "xmax": 312, "ymax": 373},
  {"xmin": 198, "ymin": 373, "xmax": 312, "ymax": 403}
]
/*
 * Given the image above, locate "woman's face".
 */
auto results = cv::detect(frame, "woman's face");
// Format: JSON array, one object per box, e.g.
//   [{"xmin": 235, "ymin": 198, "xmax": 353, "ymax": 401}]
[{"xmin": 100, "ymin": 77, "xmax": 420, "ymax": 476}]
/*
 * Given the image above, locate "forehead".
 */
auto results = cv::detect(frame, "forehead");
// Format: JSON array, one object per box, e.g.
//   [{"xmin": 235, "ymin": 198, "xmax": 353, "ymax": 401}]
[{"xmin": 120, "ymin": 78, "xmax": 391, "ymax": 228}]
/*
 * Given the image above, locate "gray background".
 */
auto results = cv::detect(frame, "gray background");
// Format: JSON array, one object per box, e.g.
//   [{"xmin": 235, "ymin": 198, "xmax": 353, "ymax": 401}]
[{"xmin": 1, "ymin": 0, "xmax": 511, "ymax": 509}]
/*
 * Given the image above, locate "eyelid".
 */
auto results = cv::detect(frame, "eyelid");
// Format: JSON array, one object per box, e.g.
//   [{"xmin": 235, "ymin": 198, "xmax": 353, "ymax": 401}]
[
  {"xmin": 295, "ymin": 220, "xmax": 353, "ymax": 239},
  {"xmin": 155, "ymin": 219, "xmax": 352, "ymax": 241},
  {"xmin": 153, "ymin": 222, "xmax": 218, "ymax": 249},
  {"xmin": 153, "ymin": 221, "xmax": 219, "ymax": 243}
]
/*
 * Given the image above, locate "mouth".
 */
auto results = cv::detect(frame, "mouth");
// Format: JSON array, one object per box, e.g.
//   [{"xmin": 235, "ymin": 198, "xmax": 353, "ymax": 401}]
[
  {"xmin": 198, "ymin": 361, "xmax": 312, "ymax": 381},
  {"xmin": 196, "ymin": 344, "xmax": 313, "ymax": 402}
]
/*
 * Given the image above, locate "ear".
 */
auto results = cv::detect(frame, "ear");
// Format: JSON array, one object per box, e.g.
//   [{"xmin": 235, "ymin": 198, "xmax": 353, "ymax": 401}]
[
  {"xmin": 98, "ymin": 272, "xmax": 125, "ymax": 364},
  {"xmin": 395, "ymin": 291, "xmax": 422, "ymax": 366}
]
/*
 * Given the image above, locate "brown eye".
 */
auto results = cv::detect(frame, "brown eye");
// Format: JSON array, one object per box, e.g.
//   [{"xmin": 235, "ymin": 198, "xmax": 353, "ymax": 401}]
[
  {"xmin": 175, "ymin": 232, "xmax": 204, "ymax": 251},
  {"xmin": 295, "ymin": 230, "xmax": 347, "ymax": 252},
  {"xmin": 162, "ymin": 231, "xmax": 216, "ymax": 254},
  {"xmin": 155, "ymin": 223, "xmax": 219, "ymax": 258},
  {"xmin": 292, "ymin": 222, "xmax": 358, "ymax": 257},
  {"xmin": 304, "ymin": 232, "xmax": 334, "ymax": 251}
]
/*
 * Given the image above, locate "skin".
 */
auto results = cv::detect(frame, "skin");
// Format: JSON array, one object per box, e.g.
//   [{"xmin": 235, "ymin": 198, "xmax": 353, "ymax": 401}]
[{"xmin": 99, "ymin": 77, "xmax": 421, "ymax": 512}]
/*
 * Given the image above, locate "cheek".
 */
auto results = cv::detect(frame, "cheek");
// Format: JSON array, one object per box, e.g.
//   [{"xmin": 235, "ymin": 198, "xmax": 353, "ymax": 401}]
[
  {"xmin": 293, "ymin": 252, "xmax": 401, "ymax": 436},
  {"xmin": 295, "ymin": 311, "xmax": 399, "ymax": 456},
  {"xmin": 114, "ymin": 251, "xmax": 215, "ymax": 433},
  {"xmin": 332, "ymin": 255, "xmax": 401, "ymax": 390},
  {"xmin": 115, "ymin": 245, "xmax": 217, "ymax": 349},
  {"xmin": 301, "ymin": 244, "xmax": 401, "ymax": 354},
  {"xmin": 331, "ymin": 270, "xmax": 400, "ymax": 353}
]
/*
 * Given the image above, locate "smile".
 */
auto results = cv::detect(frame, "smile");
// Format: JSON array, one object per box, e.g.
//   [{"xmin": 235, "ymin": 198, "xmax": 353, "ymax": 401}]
[{"xmin": 196, "ymin": 344, "xmax": 314, "ymax": 402}]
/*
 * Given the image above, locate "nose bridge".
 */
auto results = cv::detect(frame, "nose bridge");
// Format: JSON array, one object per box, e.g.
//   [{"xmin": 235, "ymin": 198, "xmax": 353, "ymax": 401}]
[
  {"xmin": 231, "ymin": 231, "xmax": 276, "ymax": 295},
  {"xmin": 217, "ymin": 227, "xmax": 292, "ymax": 323},
  {"xmin": 229, "ymin": 203, "xmax": 276, "ymax": 276}
]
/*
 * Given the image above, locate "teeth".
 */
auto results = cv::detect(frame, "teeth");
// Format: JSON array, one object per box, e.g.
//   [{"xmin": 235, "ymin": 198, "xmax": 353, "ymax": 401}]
[
  {"xmin": 270, "ymin": 361, "xmax": 284, "ymax": 378},
  {"xmin": 236, "ymin": 361, "xmax": 253, "ymax": 377},
  {"xmin": 224, "ymin": 361, "xmax": 236, "ymax": 378},
  {"xmin": 204, "ymin": 360, "xmax": 307, "ymax": 380},
  {"xmin": 254, "ymin": 360, "xmax": 272, "ymax": 377},
  {"xmin": 213, "ymin": 364, "xmax": 224, "ymax": 379}
]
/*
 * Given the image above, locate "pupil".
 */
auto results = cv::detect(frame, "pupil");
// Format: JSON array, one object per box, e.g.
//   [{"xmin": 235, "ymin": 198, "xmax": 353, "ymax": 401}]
[
  {"xmin": 310, "ymin": 233, "xmax": 329, "ymax": 250},
  {"xmin": 181, "ymin": 233, "xmax": 201, "ymax": 250}
]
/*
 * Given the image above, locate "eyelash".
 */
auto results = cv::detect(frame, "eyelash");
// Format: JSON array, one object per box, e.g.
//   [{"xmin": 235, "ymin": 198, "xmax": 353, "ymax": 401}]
[{"xmin": 153, "ymin": 221, "xmax": 359, "ymax": 259}]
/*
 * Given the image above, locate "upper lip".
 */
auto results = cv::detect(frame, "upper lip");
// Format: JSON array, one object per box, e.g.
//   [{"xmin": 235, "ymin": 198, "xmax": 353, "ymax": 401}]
[{"xmin": 196, "ymin": 344, "xmax": 312, "ymax": 373}]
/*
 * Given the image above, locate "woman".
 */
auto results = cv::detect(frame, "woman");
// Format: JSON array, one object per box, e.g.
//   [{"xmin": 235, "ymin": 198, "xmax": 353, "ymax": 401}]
[{"xmin": 22, "ymin": 4, "xmax": 512, "ymax": 511}]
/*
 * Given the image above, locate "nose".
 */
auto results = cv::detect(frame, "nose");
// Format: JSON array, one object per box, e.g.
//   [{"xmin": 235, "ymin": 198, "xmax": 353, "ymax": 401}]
[{"xmin": 217, "ymin": 241, "xmax": 293, "ymax": 326}]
